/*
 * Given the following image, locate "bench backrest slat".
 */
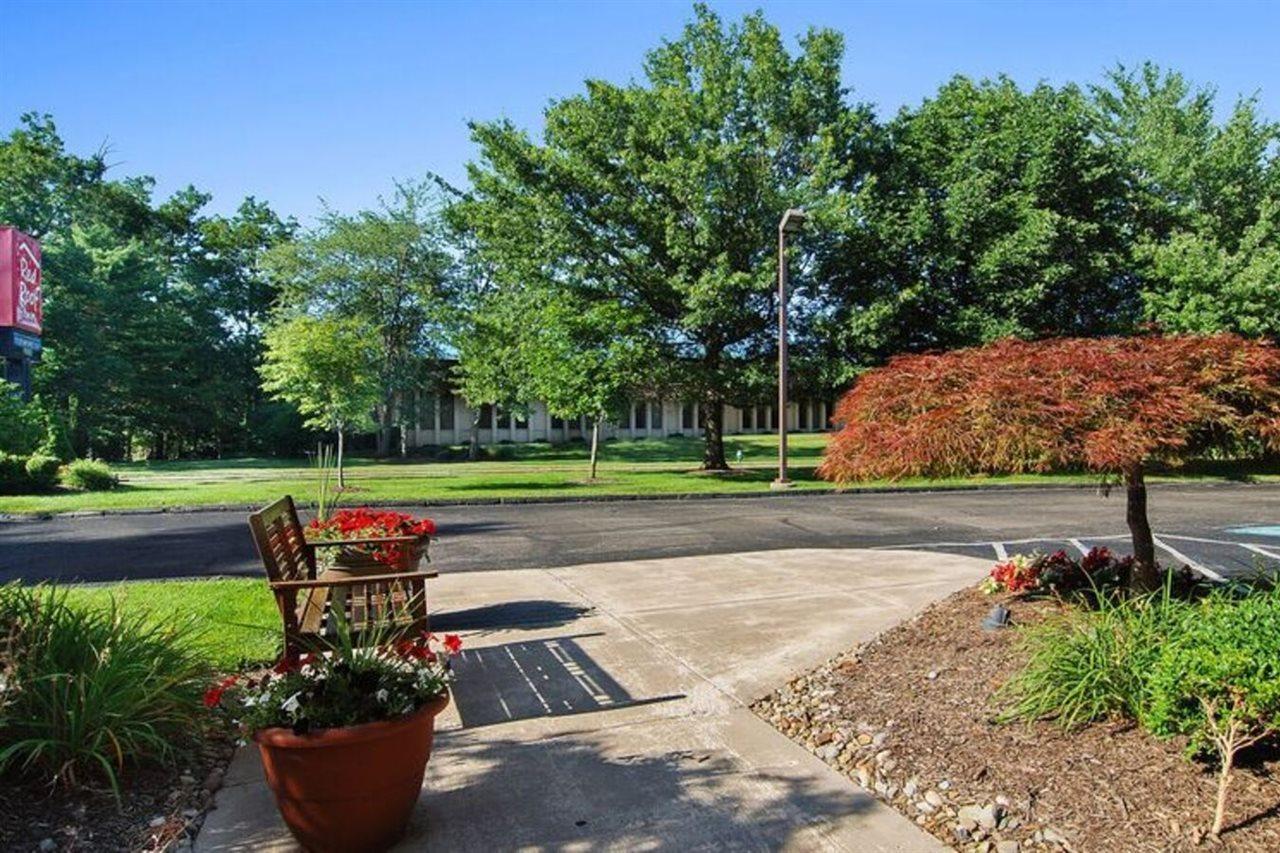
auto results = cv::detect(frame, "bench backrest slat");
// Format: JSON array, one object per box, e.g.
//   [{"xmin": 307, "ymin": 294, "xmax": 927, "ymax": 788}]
[{"xmin": 248, "ymin": 495, "xmax": 314, "ymax": 583}]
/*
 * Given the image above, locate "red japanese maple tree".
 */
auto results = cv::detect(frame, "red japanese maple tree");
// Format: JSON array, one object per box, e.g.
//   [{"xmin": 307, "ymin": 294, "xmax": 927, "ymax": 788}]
[{"xmin": 819, "ymin": 334, "xmax": 1280, "ymax": 590}]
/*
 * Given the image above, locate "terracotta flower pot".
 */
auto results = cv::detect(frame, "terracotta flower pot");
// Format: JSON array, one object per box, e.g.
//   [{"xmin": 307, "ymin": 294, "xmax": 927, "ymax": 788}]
[{"xmin": 253, "ymin": 692, "xmax": 450, "ymax": 853}]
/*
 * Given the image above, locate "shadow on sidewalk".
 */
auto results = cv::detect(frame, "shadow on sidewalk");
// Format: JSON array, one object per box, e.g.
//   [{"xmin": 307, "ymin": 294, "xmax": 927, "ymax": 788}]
[{"xmin": 450, "ymin": 633, "xmax": 681, "ymax": 728}]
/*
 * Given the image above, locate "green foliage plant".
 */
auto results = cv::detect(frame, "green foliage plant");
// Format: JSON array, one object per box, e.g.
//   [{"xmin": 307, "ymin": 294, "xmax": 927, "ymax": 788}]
[
  {"xmin": 23, "ymin": 455, "xmax": 61, "ymax": 492},
  {"xmin": 0, "ymin": 584, "xmax": 212, "ymax": 797},
  {"xmin": 997, "ymin": 585, "xmax": 1188, "ymax": 729},
  {"xmin": 61, "ymin": 458, "xmax": 118, "ymax": 491},
  {"xmin": 1142, "ymin": 589, "xmax": 1280, "ymax": 837}
]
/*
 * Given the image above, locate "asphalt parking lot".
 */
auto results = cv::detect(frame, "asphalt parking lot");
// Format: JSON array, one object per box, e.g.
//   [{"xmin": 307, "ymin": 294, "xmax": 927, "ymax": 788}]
[
  {"xmin": 890, "ymin": 525, "xmax": 1280, "ymax": 581},
  {"xmin": 2, "ymin": 483, "xmax": 1277, "ymax": 583}
]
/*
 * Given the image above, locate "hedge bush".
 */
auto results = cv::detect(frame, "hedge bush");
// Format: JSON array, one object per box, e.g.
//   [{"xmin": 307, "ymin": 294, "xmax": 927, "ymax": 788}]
[
  {"xmin": 0, "ymin": 453, "xmax": 26, "ymax": 494},
  {"xmin": 61, "ymin": 459, "xmax": 118, "ymax": 491},
  {"xmin": 23, "ymin": 454, "xmax": 61, "ymax": 492}
]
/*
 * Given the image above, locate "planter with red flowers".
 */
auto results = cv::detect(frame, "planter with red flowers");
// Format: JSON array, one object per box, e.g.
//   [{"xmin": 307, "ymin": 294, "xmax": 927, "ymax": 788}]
[
  {"xmin": 306, "ymin": 508, "xmax": 437, "ymax": 576},
  {"xmin": 206, "ymin": 630, "xmax": 464, "ymax": 853}
]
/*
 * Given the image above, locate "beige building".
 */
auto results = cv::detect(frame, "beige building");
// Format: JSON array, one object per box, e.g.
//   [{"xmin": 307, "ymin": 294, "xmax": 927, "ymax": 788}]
[{"xmin": 404, "ymin": 393, "xmax": 832, "ymax": 447}]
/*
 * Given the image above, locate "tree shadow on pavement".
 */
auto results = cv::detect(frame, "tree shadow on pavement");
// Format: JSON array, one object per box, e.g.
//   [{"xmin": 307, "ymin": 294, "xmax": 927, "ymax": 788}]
[{"xmin": 413, "ymin": 727, "xmax": 876, "ymax": 849}]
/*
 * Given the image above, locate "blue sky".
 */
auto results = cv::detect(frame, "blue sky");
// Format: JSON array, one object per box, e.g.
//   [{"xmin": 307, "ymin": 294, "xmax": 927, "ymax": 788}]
[{"xmin": 3, "ymin": 0, "xmax": 1277, "ymax": 224}]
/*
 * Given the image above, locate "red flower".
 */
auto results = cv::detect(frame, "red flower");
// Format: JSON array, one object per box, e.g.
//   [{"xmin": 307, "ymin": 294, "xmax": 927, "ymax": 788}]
[
  {"xmin": 204, "ymin": 675, "xmax": 238, "ymax": 708},
  {"xmin": 443, "ymin": 634, "xmax": 463, "ymax": 654}
]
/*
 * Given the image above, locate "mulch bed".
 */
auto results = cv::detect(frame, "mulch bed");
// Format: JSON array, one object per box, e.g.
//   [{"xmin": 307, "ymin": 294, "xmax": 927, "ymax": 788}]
[
  {"xmin": 0, "ymin": 729, "xmax": 237, "ymax": 853},
  {"xmin": 752, "ymin": 587, "xmax": 1280, "ymax": 852}
]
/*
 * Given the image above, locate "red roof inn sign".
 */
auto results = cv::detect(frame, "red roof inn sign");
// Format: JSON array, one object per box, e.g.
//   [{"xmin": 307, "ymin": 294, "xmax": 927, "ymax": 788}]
[
  {"xmin": 0, "ymin": 226, "xmax": 42, "ymax": 398},
  {"xmin": 1, "ymin": 226, "xmax": 42, "ymax": 334}
]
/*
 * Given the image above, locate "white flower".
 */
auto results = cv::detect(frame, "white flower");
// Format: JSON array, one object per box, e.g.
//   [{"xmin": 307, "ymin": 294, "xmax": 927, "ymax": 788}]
[
  {"xmin": 281, "ymin": 692, "xmax": 302, "ymax": 717},
  {"xmin": 375, "ymin": 688, "xmax": 389, "ymax": 704}
]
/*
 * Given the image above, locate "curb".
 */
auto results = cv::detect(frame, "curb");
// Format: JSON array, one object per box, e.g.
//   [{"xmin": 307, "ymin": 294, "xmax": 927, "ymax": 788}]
[{"xmin": 0, "ymin": 478, "xmax": 1269, "ymax": 522}]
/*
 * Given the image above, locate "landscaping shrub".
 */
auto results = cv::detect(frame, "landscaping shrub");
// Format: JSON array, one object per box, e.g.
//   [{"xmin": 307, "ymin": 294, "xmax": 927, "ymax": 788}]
[
  {"xmin": 0, "ymin": 453, "xmax": 27, "ymax": 494},
  {"xmin": 0, "ymin": 584, "xmax": 212, "ymax": 795},
  {"xmin": 998, "ymin": 587, "xmax": 1189, "ymax": 728},
  {"xmin": 1142, "ymin": 589, "xmax": 1280, "ymax": 835},
  {"xmin": 61, "ymin": 458, "xmax": 118, "ymax": 491},
  {"xmin": 23, "ymin": 454, "xmax": 61, "ymax": 492}
]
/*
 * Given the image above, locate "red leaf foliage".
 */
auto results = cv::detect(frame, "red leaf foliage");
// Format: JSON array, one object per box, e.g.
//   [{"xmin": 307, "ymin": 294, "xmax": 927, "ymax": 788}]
[{"xmin": 818, "ymin": 335, "xmax": 1280, "ymax": 483}]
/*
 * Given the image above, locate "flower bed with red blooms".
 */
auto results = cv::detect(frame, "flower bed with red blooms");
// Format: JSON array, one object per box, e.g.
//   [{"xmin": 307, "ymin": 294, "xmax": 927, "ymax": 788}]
[
  {"xmin": 306, "ymin": 508, "xmax": 437, "ymax": 567},
  {"xmin": 205, "ymin": 632, "xmax": 461, "ymax": 736},
  {"xmin": 980, "ymin": 547, "xmax": 1138, "ymax": 597}
]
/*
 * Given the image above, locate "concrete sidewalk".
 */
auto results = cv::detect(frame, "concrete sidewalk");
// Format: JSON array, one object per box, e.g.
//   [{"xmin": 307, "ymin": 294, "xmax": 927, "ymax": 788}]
[{"xmin": 197, "ymin": 549, "xmax": 988, "ymax": 851}]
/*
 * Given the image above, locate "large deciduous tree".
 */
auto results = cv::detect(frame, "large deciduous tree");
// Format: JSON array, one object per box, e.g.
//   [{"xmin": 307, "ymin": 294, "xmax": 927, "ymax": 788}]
[
  {"xmin": 456, "ymin": 4, "xmax": 866, "ymax": 469},
  {"xmin": 818, "ymin": 335, "xmax": 1280, "ymax": 591},
  {"xmin": 817, "ymin": 76, "xmax": 1133, "ymax": 366},
  {"xmin": 1094, "ymin": 63, "xmax": 1280, "ymax": 339},
  {"xmin": 265, "ymin": 180, "xmax": 456, "ymax": 456}
]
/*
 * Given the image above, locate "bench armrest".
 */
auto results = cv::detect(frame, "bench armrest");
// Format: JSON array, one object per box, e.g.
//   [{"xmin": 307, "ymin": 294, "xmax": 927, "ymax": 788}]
[{"xmin": 270, "ymin": 570, "xmax": 436, "ymax": 591}]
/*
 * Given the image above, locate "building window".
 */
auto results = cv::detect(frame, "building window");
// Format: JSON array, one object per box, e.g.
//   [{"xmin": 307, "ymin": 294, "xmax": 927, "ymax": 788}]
[
  {"xmin": 496, "ymin": 407, "xmax": 511, "ymax": 429},
  {"xmin": 419, "ymin": 394, "xmax": 434, "ymax": 430},
  {"xmin": 439, "ymin": 394, "xmax": 455, "ymax": 430},
  {"xmin": 515, "ymin": 411, "xmax": 529, "ymax": 429},
  {"xmin": 742, "ymin": 406, "xmax": 753, "ymax": 430},
  {"xmin": 479, "ymin": 404, "xmax": 494, "ymax": 429},
  {"xmin": 551, "ymin": 414, "xmax": 565, "ymax": 430},
  {"xmin": 633, "ymin": 402, "xmax": 646, "ymax": 429},
  {"xmin": 651, "ymin": 402, "xmax": 663, "ymax": 429},
  {"xmin": 799, "ymin": 402, "xmax": 810, "ymax": 430},
  {"xmin": 770, "ymin": 407, "xmax": 779, "ymax": 429},
  {"xmin": 697, "ymin": 405, "xmax": 707, "ymax": 429},
  {"xmin": 682, "ymin": 404, "xmax": 695, "ymax": 430}
]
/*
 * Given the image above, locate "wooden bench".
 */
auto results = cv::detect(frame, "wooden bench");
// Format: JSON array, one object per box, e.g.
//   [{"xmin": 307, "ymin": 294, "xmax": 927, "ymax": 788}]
[{"xmin": 248, "ymin": 496, "xmax": 437, "ymax": 658}]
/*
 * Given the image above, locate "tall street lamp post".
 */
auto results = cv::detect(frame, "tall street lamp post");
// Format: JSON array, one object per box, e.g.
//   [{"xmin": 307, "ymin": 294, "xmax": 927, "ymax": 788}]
[{"xmin": 773, "ymin": 208, "xmax": 806, "ymax": 489}]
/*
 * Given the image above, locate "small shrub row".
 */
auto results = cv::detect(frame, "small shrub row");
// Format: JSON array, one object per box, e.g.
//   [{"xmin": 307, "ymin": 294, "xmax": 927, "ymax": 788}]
[
  {"xmin": 0, "ymin": 455, "xmax": 118, "ymax": 495},
  {"xmin": 999, "ymin": 584, "xmax": 1280, "ymax": 836},
  {"xmin": 0, "ymin": 453, "xmax": 62, "ymax": 495},
  {"xmin": 0, "ymin": 584, "xmax": 212, "ymax": 795}
]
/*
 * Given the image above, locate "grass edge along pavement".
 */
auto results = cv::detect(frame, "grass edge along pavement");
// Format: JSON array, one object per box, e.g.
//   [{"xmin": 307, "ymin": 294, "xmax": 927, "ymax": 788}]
[{"xmin": 0, "ymin": 433, "xmax": 1276, "ymax": 516}]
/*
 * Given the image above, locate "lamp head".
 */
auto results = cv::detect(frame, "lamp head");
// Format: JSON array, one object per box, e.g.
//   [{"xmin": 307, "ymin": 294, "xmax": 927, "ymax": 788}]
[{"xmin": 779, "ymin": 208, "xmax": 807, "ymax": 234}]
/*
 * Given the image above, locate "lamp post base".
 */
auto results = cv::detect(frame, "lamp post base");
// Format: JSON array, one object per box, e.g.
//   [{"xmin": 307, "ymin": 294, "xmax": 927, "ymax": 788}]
[{"xmin": 770, "ymin": 478, "xmax": 795, "ymax": 490}]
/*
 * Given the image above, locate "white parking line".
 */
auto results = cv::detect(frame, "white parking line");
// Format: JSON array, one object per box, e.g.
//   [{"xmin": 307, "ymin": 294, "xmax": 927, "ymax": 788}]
[
  {"xmin": 1152, "ymin": 535, "xmax": 1226, "ymax": 582},
  {"xmin": 992, "ymin": 542, "xmax": 1008, "ymax": 560},
  {"xmin": 1241, "ymin": 542, "xmax": 1280, "ymax": 561},
  {"xmin": 1068, "ymin": 538, "xmax": 1089, "ymax": 557}
]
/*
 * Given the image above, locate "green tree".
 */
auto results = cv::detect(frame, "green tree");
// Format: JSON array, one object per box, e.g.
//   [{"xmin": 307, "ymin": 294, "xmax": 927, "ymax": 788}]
[
  {"xmin": 455, "ymin": 283, "xmax": 657, "ymax": 478},
  {"xmin": 266, "ymin": 181, "xmax": 456, "ymax": 457},
  {"xmin": 818, "ymin": 76, "xmax": 1133, "ymax": 367},
  {"xmin": 1094, "ymin": 63, "xmax": 1280, "ymax": 338},
  {"xmin": 0, "ymin": 114, "xmax": 291, "ymax": 459},
  {"xmin": 259, "ymin": 315, "xmax": 380, "ymax": 486},
  {"xmin": 456, "ymin": 5, "xmax": 863, "ymax": 469}
]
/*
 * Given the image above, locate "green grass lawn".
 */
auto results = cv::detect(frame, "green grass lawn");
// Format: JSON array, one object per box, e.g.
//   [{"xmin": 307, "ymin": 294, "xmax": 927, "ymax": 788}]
[
  {"xmin": 2, "ymin": 433, "xmax": 1276, "ymax": 515},
  {"xmin": 64, "ymin": 578, "xmax": 279, "ymax": 669}
]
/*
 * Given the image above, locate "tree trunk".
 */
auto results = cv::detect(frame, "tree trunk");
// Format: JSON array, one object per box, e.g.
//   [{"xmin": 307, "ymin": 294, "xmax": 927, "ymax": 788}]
[
  {"xmin": 1213, "ymin": 742, "xmax": 1236, "ymax": 837},
  {"xmin": 589, "ymin": 415, "xmax": 601, "ymax": 481},
  {"xmin": 468, "ymin": 411, "xmax": 482, "ymax": 461},
  {"xmin": 701, "ymin": 396, "xmax": 728, "ymax": 470},
  {"xmin": 336, "ymin": 429, "xmax": 346, "ymax": 489},
  {"xmin": 375, "ymin": 397, "xmax": 394, "ymax": 457},
  {"xmin": 1125, "ymin": 465, "xmax": 1159, "ymax": 592}
]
